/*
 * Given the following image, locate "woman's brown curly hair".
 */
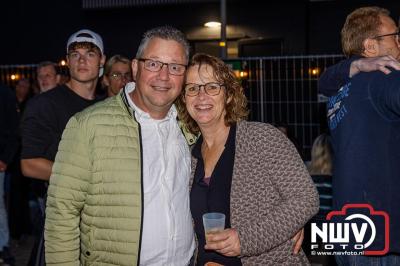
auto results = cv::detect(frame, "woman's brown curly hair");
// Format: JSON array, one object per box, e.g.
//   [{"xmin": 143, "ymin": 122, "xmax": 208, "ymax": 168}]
[{"xmin": 175, "ymin": 53, "xmax": 248, "ymax": 135}]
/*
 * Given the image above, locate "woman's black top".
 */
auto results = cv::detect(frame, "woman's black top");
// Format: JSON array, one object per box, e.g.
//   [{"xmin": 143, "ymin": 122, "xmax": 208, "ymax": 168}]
[{"xmin": 190, "ymin": 125, "xmax": 242, "ymax": 266}]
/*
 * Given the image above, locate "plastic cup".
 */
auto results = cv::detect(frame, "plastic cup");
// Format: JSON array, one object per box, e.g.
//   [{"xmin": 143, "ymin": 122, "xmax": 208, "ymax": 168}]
[{"xmin": 202, "ymin": 212, "xmax": 225, "ymax": 243}]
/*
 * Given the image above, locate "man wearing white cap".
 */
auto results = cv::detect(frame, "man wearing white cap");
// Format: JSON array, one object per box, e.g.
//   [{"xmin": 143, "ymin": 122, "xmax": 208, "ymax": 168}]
[
  {"xmin": 21, "ymin": 28, "xmax": 105, "ymax": 181},
  {"xmin": 20, "ymin": 29, "xmax": 106, "ymax": 265}
]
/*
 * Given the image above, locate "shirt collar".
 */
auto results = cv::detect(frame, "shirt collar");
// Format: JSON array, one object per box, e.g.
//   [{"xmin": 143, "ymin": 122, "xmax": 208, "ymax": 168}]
[{"xmin": 123, "ymin": 82, "xmax": 178, "ymax": 122}]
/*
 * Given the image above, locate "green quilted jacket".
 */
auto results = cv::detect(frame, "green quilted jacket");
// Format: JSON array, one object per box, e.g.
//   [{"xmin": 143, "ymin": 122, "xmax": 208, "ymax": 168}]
[{"xmin": 45, "ymin": 91, "xmax": 195, "ymax": 266}]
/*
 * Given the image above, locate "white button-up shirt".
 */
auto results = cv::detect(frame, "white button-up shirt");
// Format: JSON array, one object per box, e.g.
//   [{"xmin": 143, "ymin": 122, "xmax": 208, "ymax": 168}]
[{"xmin": 125, "ymin": 83, "xmax": 195, "ymax": 266}]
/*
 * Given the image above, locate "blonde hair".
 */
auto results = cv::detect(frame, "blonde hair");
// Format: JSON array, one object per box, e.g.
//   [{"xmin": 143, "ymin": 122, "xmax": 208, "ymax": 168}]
[
  {"xmin": 341, "ymin": 6, "xmax": 390, "ymax": 57},
  {"xmin": 104, "ymin": 54, "xmax": 131, "ymax": 76},
  {"xmin": 175, "ymin": 53, "xmax": 248, "ymax": 135},
  {"xmin": 308, "ymin": 134, "xmax": 333, "ymax": 175}
]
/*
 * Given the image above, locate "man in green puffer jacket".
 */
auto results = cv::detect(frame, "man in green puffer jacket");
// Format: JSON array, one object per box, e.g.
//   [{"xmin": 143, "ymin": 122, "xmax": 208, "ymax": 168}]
[{"xmin": 45, "ymin": 26, "xmax": 196, "ymax": 266}]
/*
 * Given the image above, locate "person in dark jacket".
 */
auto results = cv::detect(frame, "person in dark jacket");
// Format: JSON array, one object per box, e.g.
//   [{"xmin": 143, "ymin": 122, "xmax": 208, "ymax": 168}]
[
  {"xmin": 0, "ymin": 84, "xmax": 19, "ymax": 264},
  {"xmin": 320, "ymin": 6, "xmax": 400, "ymax": 266},
  {"xmin": 0, "ymin": 84, "xmax": 19, "ymax": 177}
]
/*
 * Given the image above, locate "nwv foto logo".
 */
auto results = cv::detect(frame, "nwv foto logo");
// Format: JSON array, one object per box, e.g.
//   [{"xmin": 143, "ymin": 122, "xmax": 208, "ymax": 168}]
[{"xmin": 310, "ymin": 204, "xmax": 389, "ymax": 255}]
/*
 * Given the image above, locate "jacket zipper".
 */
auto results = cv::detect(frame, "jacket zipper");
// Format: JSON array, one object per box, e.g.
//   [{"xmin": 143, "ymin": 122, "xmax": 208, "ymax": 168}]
[
  {"xmin": 120, "ymin": 90, "xmax": 144, "ymax": 266},
  {"xmin": 136, "ymin": 121, "xmax": 144, "ymax": 266}
]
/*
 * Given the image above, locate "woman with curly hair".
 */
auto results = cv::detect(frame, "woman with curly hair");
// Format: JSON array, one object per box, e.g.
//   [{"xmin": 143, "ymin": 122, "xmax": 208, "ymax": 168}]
[{"xmin": 175, "ymin": 53, "xmax": 319, "ymax": 265}]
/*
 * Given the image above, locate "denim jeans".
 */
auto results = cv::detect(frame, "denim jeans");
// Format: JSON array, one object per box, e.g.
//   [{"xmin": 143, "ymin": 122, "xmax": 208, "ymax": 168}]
[
  {"xmin": 0, "ymin": 171, "xmax": 10, "ymax": 250},
  {"xmin": 336, "ymin": 254, "xmax": 400, "ymax": 266}
]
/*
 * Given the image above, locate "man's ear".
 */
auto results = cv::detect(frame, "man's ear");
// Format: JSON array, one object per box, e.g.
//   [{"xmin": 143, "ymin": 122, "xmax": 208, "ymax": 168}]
[
  {"xmin": 101, "ymin": 54, "xmax": 106, "ymax": 66},
  {"xmin": 362, "ymin": 38, "xmax": 378, "ymax": 57},
  {"xmin": 132, "ymin": 59, "xmax": 138, "ymax": 82}
]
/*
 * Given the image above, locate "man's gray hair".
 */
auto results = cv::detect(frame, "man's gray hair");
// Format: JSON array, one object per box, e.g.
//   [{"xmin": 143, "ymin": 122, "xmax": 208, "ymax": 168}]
[{"xmin": 136, "ymin": 25, "xmax": 190, "ymax": 64}]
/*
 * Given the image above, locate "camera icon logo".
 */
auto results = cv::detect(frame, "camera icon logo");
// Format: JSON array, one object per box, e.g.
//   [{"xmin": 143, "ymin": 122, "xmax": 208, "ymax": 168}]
[{"xmin": 311, "ymin": 203, "xmax": 389, "ymax": 255}]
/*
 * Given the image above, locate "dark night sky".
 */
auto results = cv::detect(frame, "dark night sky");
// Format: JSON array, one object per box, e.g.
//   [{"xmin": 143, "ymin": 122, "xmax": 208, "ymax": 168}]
[{"xmin": 1, "ymin": 0, "xmax": 399, "ymax": 65}]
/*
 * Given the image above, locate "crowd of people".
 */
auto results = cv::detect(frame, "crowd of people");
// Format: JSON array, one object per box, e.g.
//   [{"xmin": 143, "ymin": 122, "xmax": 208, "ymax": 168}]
[{"xmin": 0, "ymin": 4, "xmax": 400, "ymax": 266}]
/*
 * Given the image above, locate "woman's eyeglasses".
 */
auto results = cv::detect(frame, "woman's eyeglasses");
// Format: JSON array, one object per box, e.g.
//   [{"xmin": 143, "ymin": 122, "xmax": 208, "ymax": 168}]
[
  {"xmin": 109, "ymin": 72, "xmax": 132, "ymax": 81},
  {"xmin": 184, "ymin": 82, "xmax": 225, "ymax": 97}
]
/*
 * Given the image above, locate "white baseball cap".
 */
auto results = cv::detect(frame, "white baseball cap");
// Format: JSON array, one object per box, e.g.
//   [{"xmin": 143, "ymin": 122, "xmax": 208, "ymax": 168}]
[{"xmin": 66, "ymin": 29, "xmax": 104, "ymax": 54}]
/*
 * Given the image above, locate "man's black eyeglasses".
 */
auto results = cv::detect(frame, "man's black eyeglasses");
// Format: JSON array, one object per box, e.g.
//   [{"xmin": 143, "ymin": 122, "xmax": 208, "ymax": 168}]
[
  {"xmin": 138, "ymin": 58, "xmax": 187, "ymax": 76},
  {"xmin": 373, "ymin": 32, "xmax": 400, "ymax": 39}
]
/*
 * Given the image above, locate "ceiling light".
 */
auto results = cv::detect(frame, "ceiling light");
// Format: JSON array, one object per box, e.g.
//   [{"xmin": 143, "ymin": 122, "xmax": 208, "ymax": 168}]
[{"xmin": 204, "ymin": 21, "xmax": 221, "ymax": 28}]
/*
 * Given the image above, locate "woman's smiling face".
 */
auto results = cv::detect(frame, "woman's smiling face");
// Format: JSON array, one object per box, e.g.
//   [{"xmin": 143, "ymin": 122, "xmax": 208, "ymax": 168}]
[{"xmin": 184, "ymin": 64, "xmax": 227, "ymax": 129}]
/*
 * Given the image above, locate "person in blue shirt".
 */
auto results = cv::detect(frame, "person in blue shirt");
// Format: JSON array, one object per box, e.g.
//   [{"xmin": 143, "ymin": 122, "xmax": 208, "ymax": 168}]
[{"xmin": 319, "ymin": 6, "xmax": 400, "ymax": 266}]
